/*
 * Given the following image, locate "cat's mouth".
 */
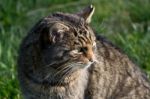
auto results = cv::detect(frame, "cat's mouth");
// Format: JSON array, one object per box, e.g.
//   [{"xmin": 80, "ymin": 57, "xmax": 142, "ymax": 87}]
[
  {"xmin": 85, "ymin": 61, "xmax": 95, "ymax": 68},
  {"xmin": 76, "ymin": 59, "xmax": 96, "ymax": 69}
]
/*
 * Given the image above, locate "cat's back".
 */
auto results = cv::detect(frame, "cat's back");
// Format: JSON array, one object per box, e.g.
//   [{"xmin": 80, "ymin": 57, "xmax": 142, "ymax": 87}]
[{"xmin": 86, "ymin": 35, "xmax": 150, "ymax": 99}]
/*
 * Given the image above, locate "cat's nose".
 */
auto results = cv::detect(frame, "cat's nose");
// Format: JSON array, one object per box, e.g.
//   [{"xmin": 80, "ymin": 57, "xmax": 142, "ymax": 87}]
[
  {"xmin": 89, "ymin": 55, "xmax": 97, "ymax": 63},
  {"xmin": 87, "ymin": 51, "xmax": 95, "ymax": 62},
  {"xmin": 89, "ymin": 58, "xmax": 94, "ymax": 62}
]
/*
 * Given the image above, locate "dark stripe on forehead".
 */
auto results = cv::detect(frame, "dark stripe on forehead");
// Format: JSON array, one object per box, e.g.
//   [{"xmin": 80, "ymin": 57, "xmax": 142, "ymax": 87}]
[
  {"xmin": 82, "ymin": 27, "xmax": 91, "ymax": 43},
  {"xmin": 78, "ymin": 38, "xmax": 85, "ymax": 46},
  {"xmin": 88, "ymin": 33, "xmax": 93, "ymax": 44},
  {"xmin": 77, "ymin": 31, "xmax": 93, "ymax": 46},
  {"xmin": 84, "ymin": 30, "xmax": 93, "ymax": 44},
  {"xmin": 78, "ymin": 35, "xmax": 87, "ymax": 43}
]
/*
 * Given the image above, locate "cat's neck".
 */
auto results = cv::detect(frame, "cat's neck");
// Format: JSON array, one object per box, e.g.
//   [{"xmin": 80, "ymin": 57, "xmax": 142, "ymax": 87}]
[{"xmin": 50, "ymin": 68, "xmax": 89, "ymax": 99}]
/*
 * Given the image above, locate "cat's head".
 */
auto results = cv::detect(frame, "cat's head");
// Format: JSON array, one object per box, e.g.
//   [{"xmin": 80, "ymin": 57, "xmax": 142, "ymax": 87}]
[{"xmin": 27, "ymin": 5, "xmax": 96, "ymax": 73}]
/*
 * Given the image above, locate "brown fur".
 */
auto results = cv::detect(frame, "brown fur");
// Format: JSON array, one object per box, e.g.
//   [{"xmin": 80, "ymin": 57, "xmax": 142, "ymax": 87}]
[{"xmin": 18, "ymin": 5, "xmax": 150, "ymax": 99}]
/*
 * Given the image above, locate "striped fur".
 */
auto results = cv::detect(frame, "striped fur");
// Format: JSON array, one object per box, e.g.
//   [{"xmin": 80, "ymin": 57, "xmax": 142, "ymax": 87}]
[{"xmin": 18, "ymin": 6, "xmax": 150, "ymax": 99}]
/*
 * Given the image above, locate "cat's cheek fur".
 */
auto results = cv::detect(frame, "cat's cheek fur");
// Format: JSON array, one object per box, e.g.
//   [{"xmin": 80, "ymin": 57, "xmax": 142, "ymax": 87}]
[
  {"xmin": 78, "ymin": 55, "xmax": 89, "ymax": 64},
  {"xmin": 69, "ymin": 51, "xmax": 90, "ymax": 65}
]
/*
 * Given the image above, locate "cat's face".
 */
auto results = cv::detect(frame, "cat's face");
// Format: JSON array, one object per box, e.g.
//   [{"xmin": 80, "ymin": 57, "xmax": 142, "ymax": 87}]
[{"xmin": 37, "ymin": 6, "xmax": 96, "ymax": 73}]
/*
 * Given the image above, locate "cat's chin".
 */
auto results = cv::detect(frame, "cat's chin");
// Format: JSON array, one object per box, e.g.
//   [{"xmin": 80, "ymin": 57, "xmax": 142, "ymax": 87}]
[
  {"xmin": 84, "ymin": 61, "xmax": 94, "ymax": 69},
  {"xmin": 76, "ymin": 61, "xmax": 95, "ymax": 69}
]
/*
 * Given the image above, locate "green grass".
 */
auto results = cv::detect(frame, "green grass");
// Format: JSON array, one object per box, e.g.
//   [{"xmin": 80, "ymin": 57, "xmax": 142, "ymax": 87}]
[{"xmin": 0, "ymin": 0, "xmax": 150, "ymax": 98}]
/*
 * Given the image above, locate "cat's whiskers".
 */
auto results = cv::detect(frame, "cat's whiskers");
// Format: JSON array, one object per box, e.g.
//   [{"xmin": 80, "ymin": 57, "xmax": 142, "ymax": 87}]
[
  {"xmin": 53, "ymin": 65, "xmax": 71, "ymax": 78},
  {"xmin": 57, "ymin": 65, "xmax": 73, "ymax": 86},
  {"xmin": 43, "ymin": 64, "xmax": 70, "ymax": 81},
  {"xmin": 42, "ymin": 62, "xmax": 56, "ymax": 69},
  {"xmin": 56, "ymin": 62, "xmax": 82, "ymax": 86},
  {"xmin": 43, "ymin": 63, "xmax": 73, "ymax": 87}
]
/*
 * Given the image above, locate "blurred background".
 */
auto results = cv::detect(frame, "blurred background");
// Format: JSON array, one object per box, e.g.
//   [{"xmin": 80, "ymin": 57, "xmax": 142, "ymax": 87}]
[{"xmin": 0, "ymin": 0, "xmax": 150, "ymax": 98}]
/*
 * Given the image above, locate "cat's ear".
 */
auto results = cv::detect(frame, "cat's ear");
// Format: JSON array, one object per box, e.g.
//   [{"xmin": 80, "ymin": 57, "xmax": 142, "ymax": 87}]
[
  {"xmin": 48, "ymin": 23, "xmax": 69, "ymax": 43},
  {"xmin": 76, "ymin": 5, "xmax": 95, "ymax": 23}
]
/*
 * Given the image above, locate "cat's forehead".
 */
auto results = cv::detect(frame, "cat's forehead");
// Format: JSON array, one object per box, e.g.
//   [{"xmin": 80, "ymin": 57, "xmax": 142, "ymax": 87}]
[{"xmin": 44, "ymin": 12, "xmax": 95, "ymax": 43}]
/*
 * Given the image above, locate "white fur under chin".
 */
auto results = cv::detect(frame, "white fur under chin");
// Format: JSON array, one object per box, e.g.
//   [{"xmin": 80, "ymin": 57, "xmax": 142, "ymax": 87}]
[
  {"xmin": 75, "ymin": 69, "xmax": 89, "ymax": 98},
  {"xmin": 62, "ymin": 68, "xmax": 89, "ymax": 99}
]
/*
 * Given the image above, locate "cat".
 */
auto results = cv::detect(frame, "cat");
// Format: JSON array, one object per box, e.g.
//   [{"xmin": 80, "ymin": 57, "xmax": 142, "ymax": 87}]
[{"xmin": 18, "ymin": 5, "xmax": 150, "ymax": 99}]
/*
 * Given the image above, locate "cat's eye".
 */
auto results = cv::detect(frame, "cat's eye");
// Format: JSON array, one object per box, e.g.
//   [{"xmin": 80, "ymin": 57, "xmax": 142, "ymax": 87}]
[
  {"xmin": 70, "ymin": 47, "xmax": 88, "ymax": 56},
  {"xmin": 79, "ymin": 47, "xmax": 88, "ymax": 53}
]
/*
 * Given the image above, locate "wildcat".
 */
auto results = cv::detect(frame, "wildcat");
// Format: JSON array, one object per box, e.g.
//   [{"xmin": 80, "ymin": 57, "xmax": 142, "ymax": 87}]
[{"xmin": 18, "ymin": 5, "xmax": 150, "ymax": 99}]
